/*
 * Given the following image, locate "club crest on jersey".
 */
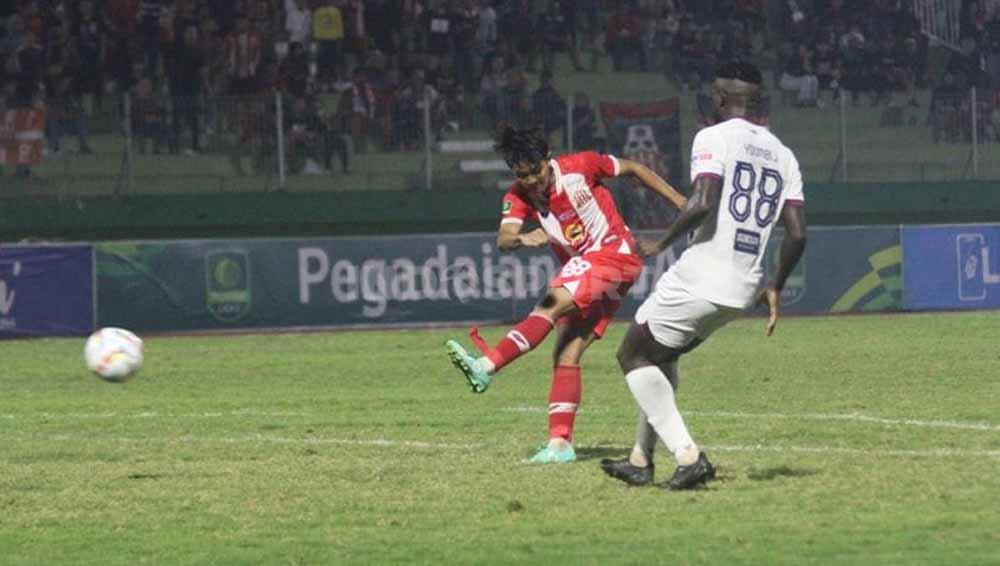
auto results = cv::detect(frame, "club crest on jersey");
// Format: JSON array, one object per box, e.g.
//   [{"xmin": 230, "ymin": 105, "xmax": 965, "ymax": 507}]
[
  {"xmin": 563, "ymin": 222, "xmax": 586, "ymax": 246},
  {"xmin": 571, "ymin": 190, "xmax": 593, "ymax": 209},
  {"xmin": 502, "ymin": 201, "xmax": 512, "ymax": 214}
]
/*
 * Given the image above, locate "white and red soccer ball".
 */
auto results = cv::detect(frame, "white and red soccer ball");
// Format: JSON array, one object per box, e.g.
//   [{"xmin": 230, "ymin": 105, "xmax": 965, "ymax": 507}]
[{"xmin": 84, "ymin": 327, "xmax": 144, "ymax": 382}]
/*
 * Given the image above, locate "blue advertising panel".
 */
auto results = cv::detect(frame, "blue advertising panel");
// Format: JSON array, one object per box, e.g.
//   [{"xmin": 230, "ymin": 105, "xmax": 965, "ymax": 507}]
[
  {"xmin": 903, "ymin": 224, "xmax": 1000, "ymax": 310},
  {"xmin": 97, "ymin": 227, "xmax": 904, "ymax": 334},
  {"xmin": 0, "ymin": 245, "xmax": 95, "ymax": 337}
]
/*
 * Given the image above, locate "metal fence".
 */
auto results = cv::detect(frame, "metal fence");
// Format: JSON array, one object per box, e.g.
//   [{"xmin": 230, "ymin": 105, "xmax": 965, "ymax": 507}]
[{"xmin": 4, "ymin": 77, "xmax": 1000, "ymax": 199}]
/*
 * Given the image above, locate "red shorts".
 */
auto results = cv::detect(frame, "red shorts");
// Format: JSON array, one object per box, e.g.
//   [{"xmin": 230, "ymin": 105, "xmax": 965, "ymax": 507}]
[{"xmin": 550, "ymin": 249, "xmax": 644, "ymax": 338}]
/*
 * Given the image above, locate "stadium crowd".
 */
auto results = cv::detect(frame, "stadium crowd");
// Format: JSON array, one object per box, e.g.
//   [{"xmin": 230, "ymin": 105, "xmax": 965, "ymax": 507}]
[{"xmin": 3, "ymin": 0, "xmax": 1000, "ymax": 174}]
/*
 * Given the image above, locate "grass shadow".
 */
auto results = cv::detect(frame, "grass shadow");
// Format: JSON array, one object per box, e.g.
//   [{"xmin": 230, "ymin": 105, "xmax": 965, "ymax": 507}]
[
  {"xmin": 747, "ymin": 466, "xmax": 819, "ymax": 482},
  {"xmin": 574, "ymin": 445, "xmax": 630, "ymax": 462}
]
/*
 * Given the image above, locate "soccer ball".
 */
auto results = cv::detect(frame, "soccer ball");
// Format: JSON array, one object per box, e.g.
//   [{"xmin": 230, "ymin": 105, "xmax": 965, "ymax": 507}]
[{"xmin": 84, "ymin": 327, "xmax": 144, "ymax": 382}]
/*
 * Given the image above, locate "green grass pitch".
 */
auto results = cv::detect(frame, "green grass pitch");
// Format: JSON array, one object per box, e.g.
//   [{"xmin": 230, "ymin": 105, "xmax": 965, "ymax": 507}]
[{"xmin": 2, "ymin": 311, "xmax": 999, "ymax": 565}]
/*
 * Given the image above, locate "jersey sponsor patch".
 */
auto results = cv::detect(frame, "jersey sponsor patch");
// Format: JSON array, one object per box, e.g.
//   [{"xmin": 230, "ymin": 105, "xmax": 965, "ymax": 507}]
[
  {"xmin": 563, "ymin": 221, "xmax": 586, "ymax": 246},
  {"xmin": 572, "ymin": 190, "xmax": 594, "ymax": 209},
  {"xmin": 734, "ymin": 228, "xmax": 762, "ymax": 255}
]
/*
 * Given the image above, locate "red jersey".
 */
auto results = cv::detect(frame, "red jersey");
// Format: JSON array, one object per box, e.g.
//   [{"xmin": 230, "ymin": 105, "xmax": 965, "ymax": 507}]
[{"xmin": 500, "ymin": 151, "xmax": 636, "ymax": 263}]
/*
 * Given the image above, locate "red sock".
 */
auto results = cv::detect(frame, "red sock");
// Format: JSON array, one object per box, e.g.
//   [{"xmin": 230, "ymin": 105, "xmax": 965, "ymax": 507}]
[
  {"xmin": 486, "ymin": 314, "xmax": 554, "ymax": 371},
  {"xmin": 548, "ymin": 365, "xmax": 582, "ymax": 441}
]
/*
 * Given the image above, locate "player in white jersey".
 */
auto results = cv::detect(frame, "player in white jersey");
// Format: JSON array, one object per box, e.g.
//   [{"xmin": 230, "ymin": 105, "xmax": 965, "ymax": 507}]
[{"xmin": 601, "ymin": 62, "xmax": 808, "ymax": 490}]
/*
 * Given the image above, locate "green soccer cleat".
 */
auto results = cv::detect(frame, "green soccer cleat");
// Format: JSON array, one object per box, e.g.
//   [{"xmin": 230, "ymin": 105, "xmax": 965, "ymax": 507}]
[
  {"xmin": 528, "ymin": 444, "xmax": 577, "ymax": 464},
  {"xmin": 445, "ymin": 340, "xmax": 492, "ymax": 393}
]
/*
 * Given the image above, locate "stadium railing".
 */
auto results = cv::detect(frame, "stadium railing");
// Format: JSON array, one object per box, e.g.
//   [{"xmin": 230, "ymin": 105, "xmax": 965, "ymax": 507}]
[{"xmin": 3, "ymin": 79, "xmax": 1000, "ymax": 198}]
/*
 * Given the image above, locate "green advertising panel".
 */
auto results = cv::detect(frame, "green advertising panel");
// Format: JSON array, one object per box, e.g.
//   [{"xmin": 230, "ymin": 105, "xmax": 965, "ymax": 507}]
[{"xmin": 97, "ymin": 228, "xmax": 902, "ymax": 333}]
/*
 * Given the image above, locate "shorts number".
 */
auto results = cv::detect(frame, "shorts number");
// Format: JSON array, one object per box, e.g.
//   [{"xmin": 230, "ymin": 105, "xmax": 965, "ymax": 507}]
[
  {"xmin": 560, "ymin": 257, "xmax": 592, "ymax": 278},
  {"xmin": 729, "ymin": 161, "xmax": 784, "ymax": 228}
]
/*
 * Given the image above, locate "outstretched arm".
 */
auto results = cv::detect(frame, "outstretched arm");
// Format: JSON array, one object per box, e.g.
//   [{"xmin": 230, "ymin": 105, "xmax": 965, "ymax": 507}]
[
  {"xmin": 618, "ymin": 158, "xmax": 687, "ymax": 210},
  {"xmin": 497, "ymin": 222, "xmax": 548, "ymax": 251},
  {"xmin": 758, "ymin": 204, "xmax": 807, "ymax": 336},
  {"xmin": 639, "ymin": 174, "xmax": 723, "ymax": 256}
]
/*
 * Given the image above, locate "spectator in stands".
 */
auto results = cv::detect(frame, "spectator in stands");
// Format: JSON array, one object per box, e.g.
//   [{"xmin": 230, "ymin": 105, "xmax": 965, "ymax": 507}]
[
  {"xmin": 313, "ymin": 0, "xmax": 345, "ymax": 82},
  {"xmin": 452, "ymin": 0, "xmax": 479, "ymax": 93},
  {"xmin": 536, "ymin": 1, "xmax": 579, "ymax": 73},
  {"xmin": 75, "ymin": 0, "xmax": 105, "ymax": 114},
  {"xmin": 394, "ymin": 67, "xmax": 445, "ymax": 149},
  {"xmin": 928, "ymin": 71, "xmax": 963, "ymax": 143},
  {"xmin": 570, "ymin": 90, "xmax": 598, "ymax": 151},
  {"xmin": 669, "ymin": 14, "xmax": 713, "ymax": 91},
  {"xmin": 476, "ymin": 0, "xmax": 499, "ymax": 55},
  {"xmin": 366, "ymin": 0, "xmax": 400, "ymax": 69},
  {"xmin": 838, "ymin": 22, "xmax": 870, "ymax": 106},
  {"xmin": 13, "ymin": 29, "xmax": 45, "ymax": 106},
  {"xmin": 650, "ymin": 4, "xmax": 681, "ymax": 73},
  {"xmin": 138, "ymin": 0, "xmax": 166, "ymax": 75},
  {"xmin": 338, "ymin": 66, "xmax": 376, "ymax": 153},
  {"xmin": 285, "ymin": 0, "xmax": 312, "ymax": 46},
  {"xmin": 373, "ymin": 66, "xmax": 402, "ymax": 148},
  {"xmin": 531, "ymin": 69, "xmax": 566, "ymax": 147},
  {"xmin": 199, "ymin": 16, "xmax": 226, "ymax": 96},
  {"xmin": 423, "ymin": 0, "xmax": 453, "ymax": 68},
  {"xmin": 47, "ymin": 75, "xmax": 95, "ymax": 156},
  {"xmin": 812, "ymin": 35, "xmax": 841, "ymax": 105},
  {"xmin": 225, "ymin": 15, "xmax": 263, "ymax": 95},
  {"xmin": 287, "ymin": 96, "xmax": 329, "ymax": 174},
  {"xmin": 343, "ymin": 0, "xmax": 368, "ymax": 77},
  {"xmin": 780, "ymin": 43, "xmax": 819, "ymax": 107},
  {"xmin": 316, "ymin": 77, "xmax": 350, "ymax": 166},
  {"xmin": 480, "ymin": 50, "xmax": 526, "ymax": 128},
  {"xmin": 278, "ymin": 40, "xmax": 312, "ymax": 98},
  {"xmin": 499, "ymin": 0, "xmax": 536, "ymax": 72},
  {"xmin": 607, "ymin": 1, "xmax": 647, "ymax": 72},
  {"xmin": 131, "ymin": 75, "xmax": 167, "ymax": 155},
  {"xmin": 168, "ymin": 24, "xmax": 206, "ymax": 155}
]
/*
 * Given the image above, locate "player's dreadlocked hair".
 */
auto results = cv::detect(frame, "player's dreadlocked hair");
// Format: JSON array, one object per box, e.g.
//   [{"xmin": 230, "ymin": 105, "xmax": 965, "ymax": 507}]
[{"xmin": 494, "ymin": 125, "xmax": 550, "ymax": 168}]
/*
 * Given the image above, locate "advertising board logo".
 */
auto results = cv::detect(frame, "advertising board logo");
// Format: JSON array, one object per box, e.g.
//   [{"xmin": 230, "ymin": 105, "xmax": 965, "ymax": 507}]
[
  {"xmin": 0, "ymin": 260, "xmax": 20, "ymax": 328},
  {"xmin": 956, "ymin": 233, "xmax": 1000, "ymax": 301},
  {"xmin": 206, "ymin": 250, "xmax": 252, "ymax": 322},
  {"xmin": 831, "ymin": 245, "xmax": 902, "ymax": 313}
]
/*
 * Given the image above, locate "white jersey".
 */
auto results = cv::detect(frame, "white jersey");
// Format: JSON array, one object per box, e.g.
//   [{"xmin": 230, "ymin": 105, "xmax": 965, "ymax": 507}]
[{"xmin": 667, "ymin": 118, "xmax": 805, "ymax": 309}]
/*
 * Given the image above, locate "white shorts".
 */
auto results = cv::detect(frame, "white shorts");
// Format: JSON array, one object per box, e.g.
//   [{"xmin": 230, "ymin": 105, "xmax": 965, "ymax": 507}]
[{"xmin": 634, "ymin": 276, "xmax": 743, "ymax": 349}]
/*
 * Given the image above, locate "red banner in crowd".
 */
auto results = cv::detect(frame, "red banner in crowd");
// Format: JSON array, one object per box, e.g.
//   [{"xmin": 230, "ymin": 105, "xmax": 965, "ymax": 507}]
[
  {"xmin": 0, "ymin": 109, "xmax": 47, "ymax": 166},
  {"xmin": 600, "ymin": 98, "xmax": 683, "ymax": 229}
]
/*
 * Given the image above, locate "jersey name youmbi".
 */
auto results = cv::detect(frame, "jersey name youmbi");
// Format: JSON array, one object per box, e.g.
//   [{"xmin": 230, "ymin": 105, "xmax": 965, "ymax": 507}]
[
  {"xmin": 670, "ymin": 118, "xmax": 805, "ymax": 308},
  {"xmin": 500, "ymin": 151, "xmax": 636, "ymax": 263}
]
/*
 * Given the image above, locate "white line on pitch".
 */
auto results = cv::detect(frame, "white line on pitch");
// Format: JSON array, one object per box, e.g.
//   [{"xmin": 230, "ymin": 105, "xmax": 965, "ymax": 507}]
[
  {"xmin": 0, "ymin": 410, "xmax": 309, "ymax": 420},
  {"xmin": 703, "ymin": 444, "xmax": 1000, "ymax": 459},
  {"xmin": 501, "ymin": 407, "xmax": 1000, "ymax": 432},
  {"xmin": 13, "ymin": 434, "xmax": 999, "ymax": 459},
  {"xmin": 25, "ymin": 434, "xmax": 481, "ymax": 451}
]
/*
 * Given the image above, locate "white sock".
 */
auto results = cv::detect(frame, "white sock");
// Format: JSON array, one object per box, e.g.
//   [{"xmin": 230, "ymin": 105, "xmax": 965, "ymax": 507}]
[
  {"xmin": 629, "ymin": 410, "xmax": 656, "ymax": 468},
  {"xmin": 625, "ymin": 366, "xmax": 699, "ymax": 466},
  {"xmin": 479, "ymin": 357, "xmax": 496, "ymax": 375}
]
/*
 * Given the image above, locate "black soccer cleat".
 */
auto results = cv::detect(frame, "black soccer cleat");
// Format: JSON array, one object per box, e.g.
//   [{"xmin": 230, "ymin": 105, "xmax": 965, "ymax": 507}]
[
  {"xmin": 665, "ymin": 452, "xmax": 716, "ymax": 490},
  {"xmin": 600, "ymin": 458, "xmax": 655, "ymax": 487}
]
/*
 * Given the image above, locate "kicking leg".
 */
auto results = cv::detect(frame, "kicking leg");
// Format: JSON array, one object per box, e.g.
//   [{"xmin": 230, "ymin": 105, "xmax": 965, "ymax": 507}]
[{"xmin": 446, "ymin": 287, "xmax": 578, "ymax": 393}]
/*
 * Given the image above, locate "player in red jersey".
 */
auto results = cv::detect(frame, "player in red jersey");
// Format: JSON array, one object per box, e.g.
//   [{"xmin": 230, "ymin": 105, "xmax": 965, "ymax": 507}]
[{"xmin": 446, "ymin": 126, "xmax": 686, "ymax": 463}]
